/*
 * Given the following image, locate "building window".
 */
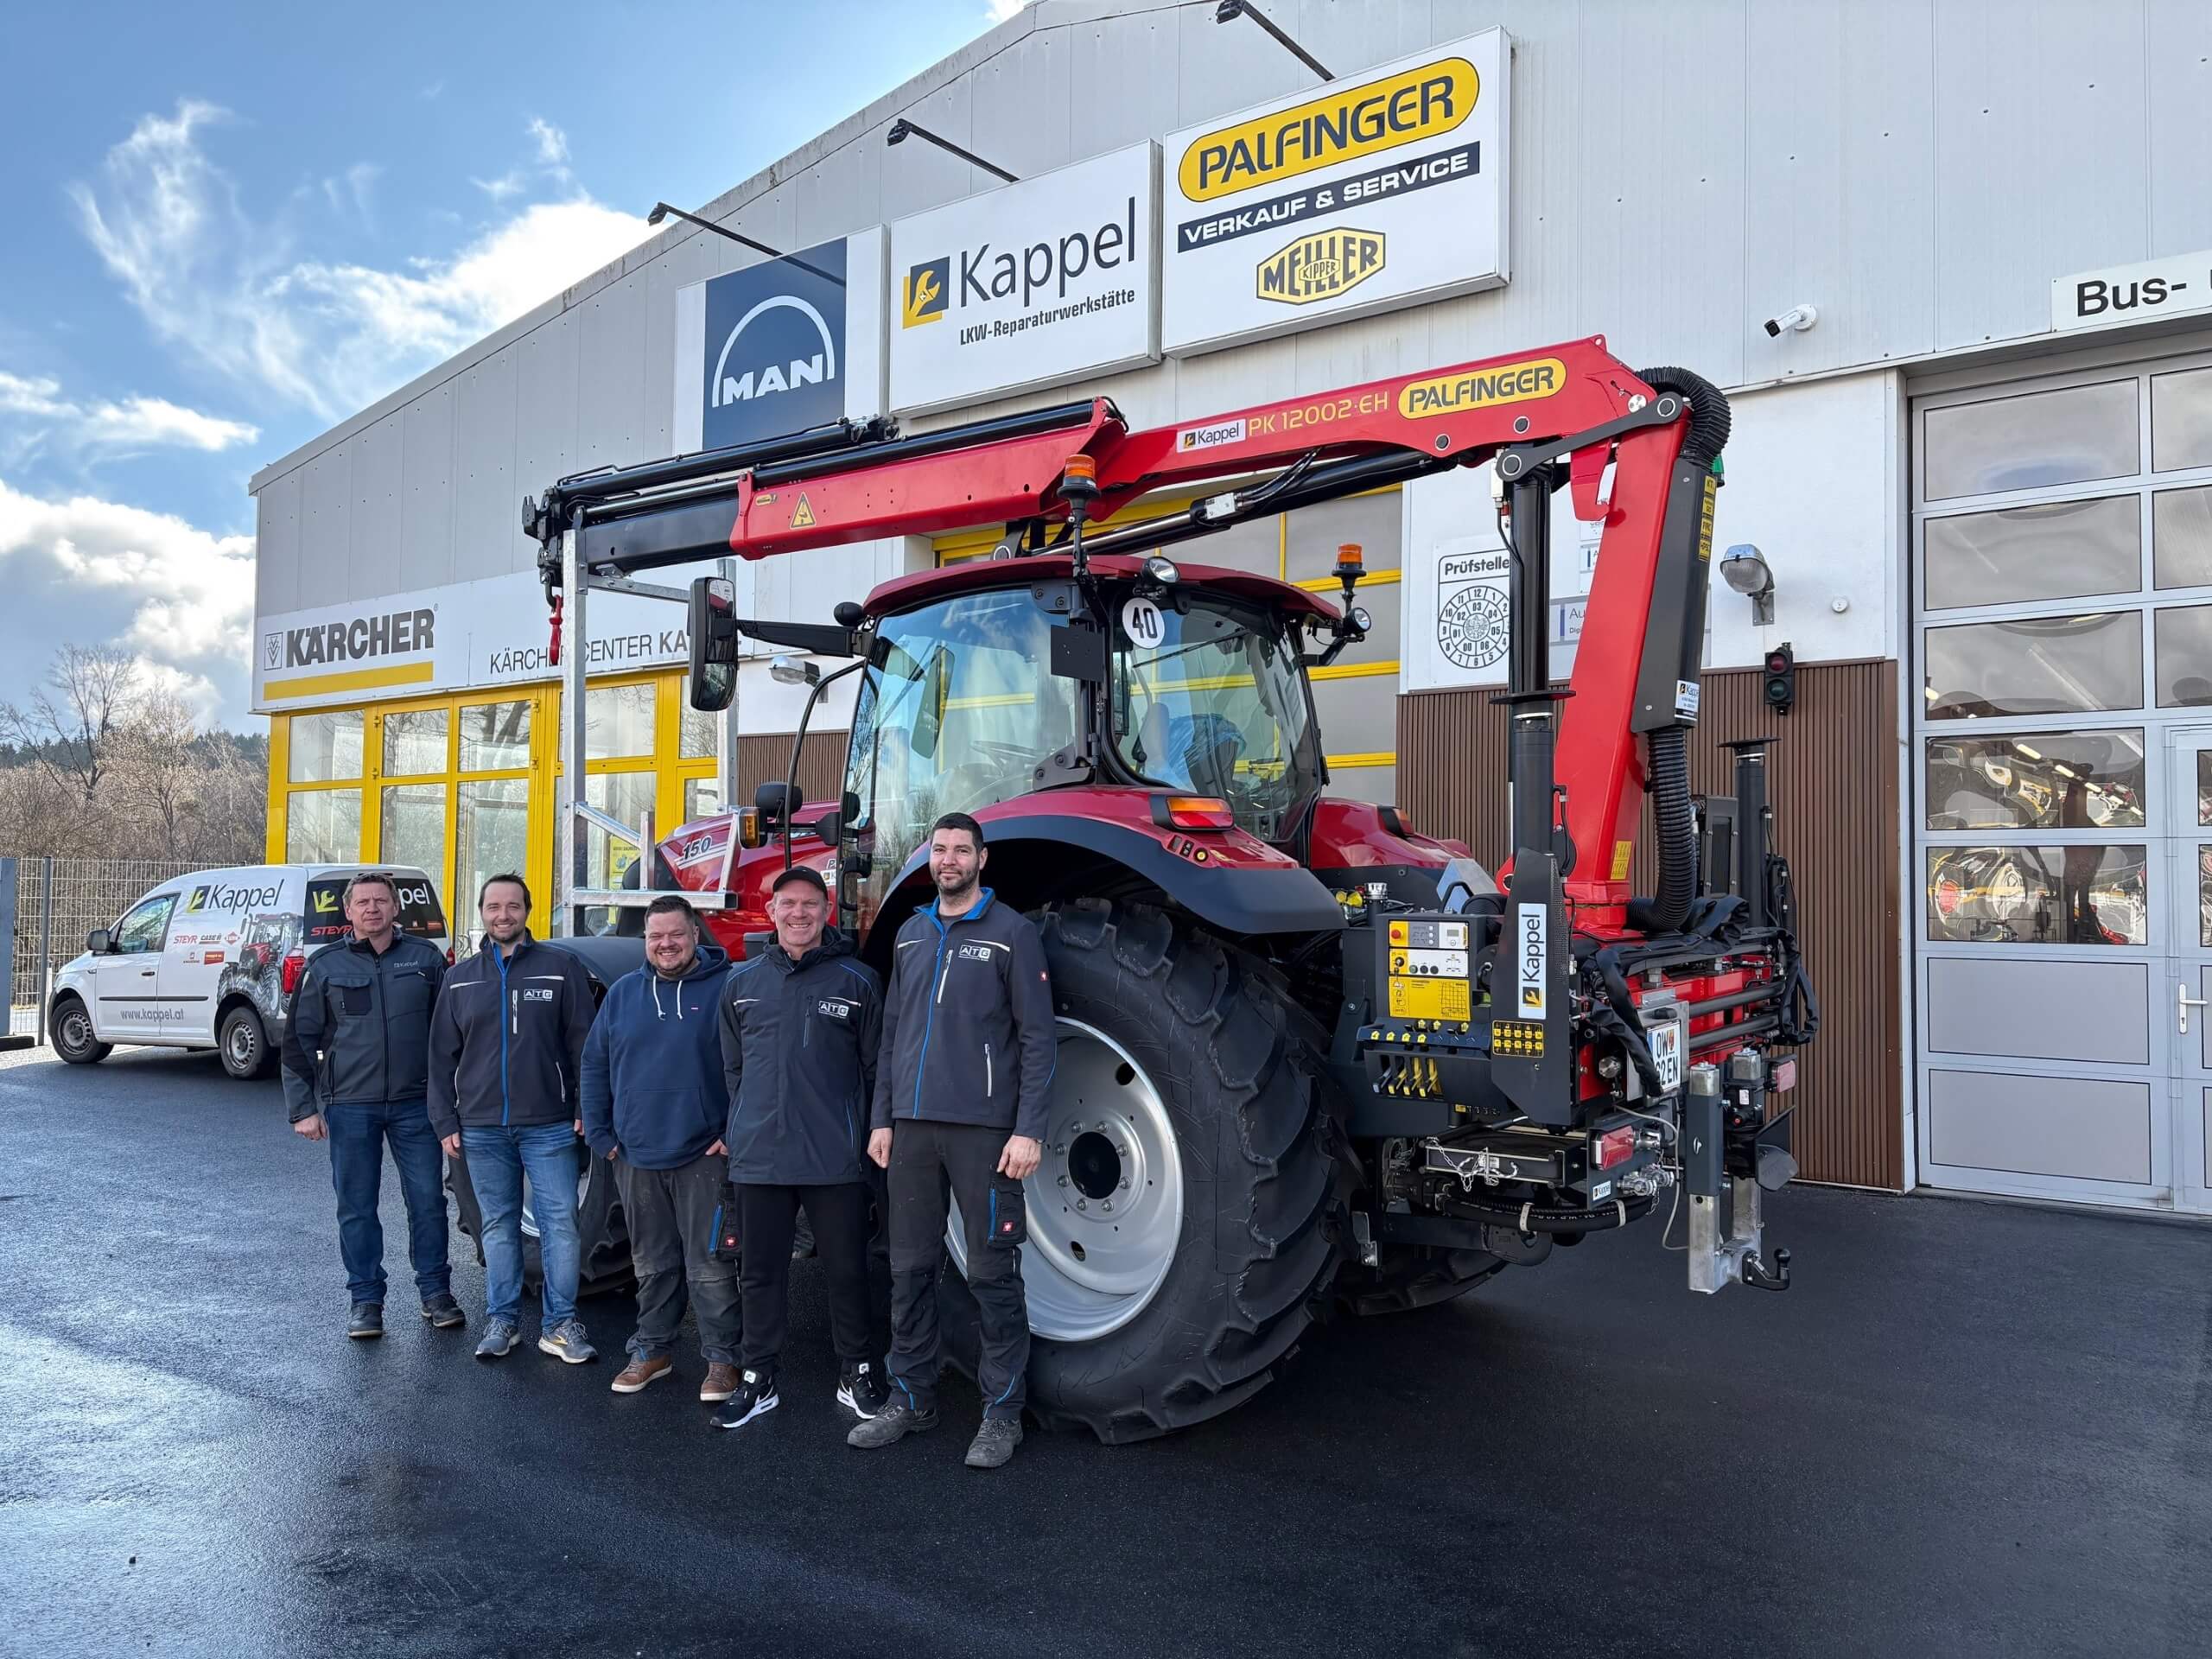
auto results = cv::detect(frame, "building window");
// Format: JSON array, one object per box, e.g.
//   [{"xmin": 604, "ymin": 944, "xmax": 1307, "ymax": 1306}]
[
  {"xmin": 587, "ymin": 682, "xmax": 656, "ymax": 760},
  {"xmin": 1922, "ymin": 378, "xmax": 2139, "ymax": 501},
  {"xmin": 383, "ymin": 708, "xmax": 449, "ymax": 777},
  {"xmin": 1924, "ymin": 845, "xmax": 2148, "ymax": 947},
  {"xmin": 288, "ymin": 788, "xmax": 362, "ymax": 862},
  {"xmin": 379, "ymin": 782, "xmax": 448, "ymax": 879},
  {"xmin": 2152, "ymin": 365, "xmax": 2212, "ymax": 474},
  {"xmin": 461, "ymin": 700, "xmax": 533, "ymax": 770},
  {"xmin": 455, "ymin": 779, "xmax": 531, "ymax": 947},
  {"xmin": 289, "ymin": 709, "xmax": 365, "ymax": 784}
]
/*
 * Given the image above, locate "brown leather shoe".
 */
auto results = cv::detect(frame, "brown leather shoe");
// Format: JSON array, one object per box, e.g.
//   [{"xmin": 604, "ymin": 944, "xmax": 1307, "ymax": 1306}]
[
  {"xmin": 700, "ymin": 1363, "xmax": 741, "ymax": 1402},
  {"xmin": 610, "ymin": 1354, "xmax": 672, "ymax": 1395}
]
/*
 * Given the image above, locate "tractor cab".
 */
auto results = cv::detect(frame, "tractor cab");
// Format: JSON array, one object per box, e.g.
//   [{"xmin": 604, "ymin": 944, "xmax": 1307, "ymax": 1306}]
[{"xmin": 835, "ymin": 554, "xmax": 1335, "ymax": 918}]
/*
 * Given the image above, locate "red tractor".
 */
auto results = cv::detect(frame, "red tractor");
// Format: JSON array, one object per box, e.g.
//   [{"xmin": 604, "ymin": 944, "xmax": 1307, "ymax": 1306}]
[{"xmin": 522, "ymin": 335, "xmax": 1817, "ymax": 1440}]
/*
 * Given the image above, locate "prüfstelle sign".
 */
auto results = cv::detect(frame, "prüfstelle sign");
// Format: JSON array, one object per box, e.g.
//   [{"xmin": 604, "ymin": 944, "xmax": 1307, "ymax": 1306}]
[
  {"xmin": 888, "ymin": 144, "xmax": 1160, "ymax": 415},
  {"xmin": 673, "ymin": 228, "xmax": 886, "ymax": 454},
  {"xmin": 1161, "ymin": 28, "xmax": 1510, "ymax": 357}
]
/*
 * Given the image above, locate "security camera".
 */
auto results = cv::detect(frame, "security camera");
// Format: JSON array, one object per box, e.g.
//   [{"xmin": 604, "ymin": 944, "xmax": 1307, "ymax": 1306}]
[{"xmin": 1763, "ymin": 304, "xmax": 1818, "ymax": 338}]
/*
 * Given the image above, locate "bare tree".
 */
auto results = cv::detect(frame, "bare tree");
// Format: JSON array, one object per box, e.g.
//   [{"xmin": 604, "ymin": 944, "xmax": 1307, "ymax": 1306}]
[{"xmin": 0, "ymin": 644, "xmax": 141, "ymax": 804}]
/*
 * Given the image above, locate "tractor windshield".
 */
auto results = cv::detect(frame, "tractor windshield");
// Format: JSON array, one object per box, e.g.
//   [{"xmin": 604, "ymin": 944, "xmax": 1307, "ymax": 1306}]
[
  {"xmin": 1109, "ymin": 594, "xmax": 1319, "ymax": 841},
  {"xmin": 844, "ymin": 588, "xmax": 1083, "ymax": 885}
]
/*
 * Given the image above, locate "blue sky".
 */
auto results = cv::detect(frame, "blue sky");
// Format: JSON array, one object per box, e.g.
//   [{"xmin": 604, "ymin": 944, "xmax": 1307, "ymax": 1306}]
[{"xmin": 0, "ymin": 0, "xmax": 1022, "ymax": 728}]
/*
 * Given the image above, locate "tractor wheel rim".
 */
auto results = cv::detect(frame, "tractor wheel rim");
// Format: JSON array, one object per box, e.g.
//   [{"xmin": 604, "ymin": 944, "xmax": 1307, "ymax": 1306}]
[{"xmin": 947, "ymin": 1018, "xmax": 1184, "ymax": 1344}]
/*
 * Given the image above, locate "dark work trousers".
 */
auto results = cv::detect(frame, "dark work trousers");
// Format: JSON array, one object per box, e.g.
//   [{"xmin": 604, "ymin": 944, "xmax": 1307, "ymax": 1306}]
[
  {"xmin": 885, "ymin": 1119, "xmax": 1030, "ymax": 1420},
  {"xmin": 613, "ymin": 1152, "xmax": 741, "ymax": 1365},
  {"xmin": 739, "ymin": 1181, "xmax": 874, "ymax": 1376}
]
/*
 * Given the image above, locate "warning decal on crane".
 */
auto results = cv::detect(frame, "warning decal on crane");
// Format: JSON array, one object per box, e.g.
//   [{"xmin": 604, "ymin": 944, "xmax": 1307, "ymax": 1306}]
[{"xmin": 790, "ymin": 493, "xmax": 816, "ymax": 529}]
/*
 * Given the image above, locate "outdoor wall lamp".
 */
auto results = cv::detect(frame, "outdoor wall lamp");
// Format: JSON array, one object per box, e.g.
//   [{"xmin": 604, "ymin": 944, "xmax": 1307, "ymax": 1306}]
[
  {"xmin": 1215, "ymin": 2, "xmax": 1333, "ymax": 80},
  {"xmin": 885, "ymin": 120, "xmax": 1019, "ymax": 184},
  {"xmin": 1720, "ymin": 543, "xmax": 1777, "ymax": 626}
]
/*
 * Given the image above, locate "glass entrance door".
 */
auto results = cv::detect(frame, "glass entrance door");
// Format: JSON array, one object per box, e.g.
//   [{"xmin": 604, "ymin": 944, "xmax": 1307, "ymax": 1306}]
[{"xmin": 2164, "ymin": 728, "xmax": 2212, "ymax": 1214}]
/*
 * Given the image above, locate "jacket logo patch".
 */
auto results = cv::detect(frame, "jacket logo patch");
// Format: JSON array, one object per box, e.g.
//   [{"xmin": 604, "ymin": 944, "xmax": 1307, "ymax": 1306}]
[
  {"xmin": 523, "ymin": 988, "xmax": 556, "ymax": 1002},
  {"xmin": 817, "ymin": 1000, "xmax": 851, "ymax": 1019},
  {"xmin": 1001, "ymin": 1220, "xmax": 1015, "ymax": 1234},
  {"xmin": 956, "ymin": 944, "xmax": 994, "ymax": 962}
]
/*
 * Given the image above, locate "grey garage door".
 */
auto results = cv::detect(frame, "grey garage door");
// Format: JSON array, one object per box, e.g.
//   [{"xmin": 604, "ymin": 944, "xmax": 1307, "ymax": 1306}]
[{"xmin": 1914, "ymin": 346, "xmax": 2212, "ymax": 1212}]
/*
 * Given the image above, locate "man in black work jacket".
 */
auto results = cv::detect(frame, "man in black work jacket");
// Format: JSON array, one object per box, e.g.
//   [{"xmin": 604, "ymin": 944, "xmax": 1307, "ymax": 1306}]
[
  {"xmin": 428, "ymin": 874, "xmax": 598, "ymax": 1364},
  {"xmin": 710, "ymin": 865, "xmax": 891, "ymax": 1433},
  {"xmin": 283, "ymin": 871, "xmax": 461, "ymax": 1340},
  {"xmin": 850, "ymin": 812, "xmax": 1054, "ymax": 1470}
]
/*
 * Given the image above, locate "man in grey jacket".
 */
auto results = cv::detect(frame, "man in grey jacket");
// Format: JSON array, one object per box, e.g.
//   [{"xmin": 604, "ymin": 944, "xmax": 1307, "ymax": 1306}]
[
  {"xmin": 283, "ymin": 871, "xmax": 461, "ymax": 1340},
  {"xmin": 850, "ymin": 813, "xmax": 1055, "ymax": 1469}
]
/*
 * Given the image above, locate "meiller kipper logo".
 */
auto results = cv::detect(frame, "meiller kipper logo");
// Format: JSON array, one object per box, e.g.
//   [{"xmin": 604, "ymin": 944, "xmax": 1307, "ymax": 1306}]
[
  {"xmin": 271, "ymin": 608, "xmax": 435, "ymax": 671},
  {"xmin": 1256, "ymin": 228, "xmax": 1384, "ymax": 306},
  {"xmin": 1179, "ymin": 57, "xmax": 1478, "ymax": 202}
]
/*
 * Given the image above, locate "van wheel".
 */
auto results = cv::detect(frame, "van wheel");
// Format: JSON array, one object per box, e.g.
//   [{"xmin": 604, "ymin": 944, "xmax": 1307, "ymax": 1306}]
[
  {"xmin": 218, "ymin": 1006, "xmax": 275, "ymax": 1080},
  {"xmin": 52, "ymin": 997, "xmax": 110, "ymax": 1065}
]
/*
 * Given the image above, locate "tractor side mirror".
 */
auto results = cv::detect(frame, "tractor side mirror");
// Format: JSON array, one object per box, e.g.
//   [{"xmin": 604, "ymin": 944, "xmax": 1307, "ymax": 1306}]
[
  {"xmin": 688, "ymin": 576, "xmax": 739, "ymax": 711},
  {"xmin": 755, "ymin": 781, "xmax": 798, "ymax": 825},
  {"xmin": 810, "ymin": 791, "xmax": 863, "ymax": 846},
  {"xmin": 86, "ymin": 928, "xmax": 112, "ymax": 955}
]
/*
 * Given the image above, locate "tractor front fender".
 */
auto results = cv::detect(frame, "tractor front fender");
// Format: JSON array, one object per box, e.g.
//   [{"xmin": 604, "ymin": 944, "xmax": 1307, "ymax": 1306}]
[{"xmin": 883, "ymin": 810, "xmax": 1346, "ymax": 941}]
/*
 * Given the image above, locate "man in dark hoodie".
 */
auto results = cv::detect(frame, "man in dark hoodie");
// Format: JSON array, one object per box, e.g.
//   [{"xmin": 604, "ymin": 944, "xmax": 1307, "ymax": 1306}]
[
  {"xmin": 849, "ymin": 812, "xmax": 1055, "ymax": 1470},
  {"xmin": 428, "ymin": 874, "xmax": 598, "ymax": 1364},
  {"xmin": 710, "ymin": 865, "xmax": 891, "ymax": 1433},
  {"xmin": 580, "ymin": 894, "xmax": 741, "ymax": 1402}
]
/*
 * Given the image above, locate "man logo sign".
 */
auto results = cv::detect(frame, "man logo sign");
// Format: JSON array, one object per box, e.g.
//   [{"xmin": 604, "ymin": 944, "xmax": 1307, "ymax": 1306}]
[
  {"xmin": 712, "ymin": 297, "xmax": 837, "ymax": 406},
  {"xmin": 698, "ymin": 237, "xmax": 850, "ymax": 451}
]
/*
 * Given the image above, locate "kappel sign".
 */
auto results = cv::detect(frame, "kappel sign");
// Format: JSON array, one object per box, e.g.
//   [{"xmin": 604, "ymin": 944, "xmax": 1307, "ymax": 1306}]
[
  {"xmin": 889, "ymin": 144, "xmax": 1160, "ymax": 416},
  {"xmin": 1163, "ymin": 29, "xmax": 1510, "ymax": 358},
  {"xmin": 672, "ymin": 229, "xmax": 887, "ymax": 455}
]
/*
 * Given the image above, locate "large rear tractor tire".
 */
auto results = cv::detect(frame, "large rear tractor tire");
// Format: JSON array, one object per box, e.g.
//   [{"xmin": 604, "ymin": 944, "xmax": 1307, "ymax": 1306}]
[
  {"xmin": 448, "ymin": 1138, "xmax": 632, "ymax": 1300},
  {"xmin": 938, "ymin": 899, "xmax": 1342, "ymax": 1442},
  {"xmin": 1338, "ymin": 1245, "xmax": 1506, "ymax": 1315}
]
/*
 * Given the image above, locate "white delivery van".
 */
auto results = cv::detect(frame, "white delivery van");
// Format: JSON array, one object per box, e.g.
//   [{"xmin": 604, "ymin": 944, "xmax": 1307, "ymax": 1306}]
[{"xmin": 48, "ymin": 864, "xmax": 448, "ymax": 1079}]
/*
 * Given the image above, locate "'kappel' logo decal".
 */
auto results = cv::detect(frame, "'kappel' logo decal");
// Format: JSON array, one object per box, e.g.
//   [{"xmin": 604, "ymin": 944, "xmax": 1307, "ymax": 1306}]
[{"xmin": 902, "ymin": 259, "xmax": 948, "ymax": 327}]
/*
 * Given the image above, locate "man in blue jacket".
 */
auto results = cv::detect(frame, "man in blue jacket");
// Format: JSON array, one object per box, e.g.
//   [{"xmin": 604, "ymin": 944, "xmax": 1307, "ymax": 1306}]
[
  {"xmin": 711, "ymin": 865, "xmax": 891, "ymax": 1433},
  {"xmin": 580, "ymin": 894, "xmax": 741, "ymax": 1402},
  {"xmin": 849, "ymin": 812, "xmax": 1055, "ymax": 1470},
  {"xmin": 428, "ymin": 874, "xmax": 598, "ymax": 1364}
]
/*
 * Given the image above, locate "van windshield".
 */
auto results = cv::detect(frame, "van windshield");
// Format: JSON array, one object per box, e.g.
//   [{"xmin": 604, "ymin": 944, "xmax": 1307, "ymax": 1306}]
[{"xmin": 303, "ymin": 874, "xmax": 448, "ymax": 946}]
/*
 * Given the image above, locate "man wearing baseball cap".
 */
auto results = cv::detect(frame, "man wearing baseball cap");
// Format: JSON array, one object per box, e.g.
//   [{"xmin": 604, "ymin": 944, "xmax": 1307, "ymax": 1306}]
[{"xmin": 710, "ymin": 863, "xmax": 891, "ymax": 1432}]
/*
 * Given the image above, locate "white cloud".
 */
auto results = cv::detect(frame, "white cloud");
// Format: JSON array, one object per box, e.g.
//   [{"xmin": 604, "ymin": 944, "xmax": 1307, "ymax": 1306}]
[
  {"xmin": 0, "ymin": 478, "xmax": 257, "ymax": 721},
  {"xmin": 71, "ymin": 100, "xmax": 650, "ymax": 424},
  {"xmin": 985, "ymin": 0, "xmax": 1029, "ymax": 19},
  {"xmin": 527, "ymin": 116, "xmax": 569, "ymax": 165},
  {"xmin": 0, "ymin": 369, "xmax": 257, "ymax": 467},
  {"xmin": 470, "ymin": 170, "xmax": 527, "ymax": 202}
]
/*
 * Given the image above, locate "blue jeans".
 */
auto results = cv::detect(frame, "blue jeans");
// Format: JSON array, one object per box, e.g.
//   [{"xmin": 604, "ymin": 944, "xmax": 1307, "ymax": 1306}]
[
  {"xmin": 326, "ymin": 1097, "xmax": 450, "ymax": 1307},
  {"xmin": 462, "ymin": 1123, "xmax": 582, "ymax": 1328}
]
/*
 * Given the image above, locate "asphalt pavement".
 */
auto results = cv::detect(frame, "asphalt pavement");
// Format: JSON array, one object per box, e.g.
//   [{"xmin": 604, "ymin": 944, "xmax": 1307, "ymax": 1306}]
[{"xmin": 3, "ymin": 1044, "xmax": 2209, "ymax": 1658}]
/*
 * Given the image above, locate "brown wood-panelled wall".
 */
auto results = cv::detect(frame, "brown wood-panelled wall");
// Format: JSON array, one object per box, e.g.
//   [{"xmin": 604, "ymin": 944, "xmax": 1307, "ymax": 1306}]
[
  {"xmin": 1395, "ymin": 660, "xmax": 1904, "ymax": 1189},
  {"xmin": 734, "ymin": 732, "xmax": 847, "ymax": 807}
]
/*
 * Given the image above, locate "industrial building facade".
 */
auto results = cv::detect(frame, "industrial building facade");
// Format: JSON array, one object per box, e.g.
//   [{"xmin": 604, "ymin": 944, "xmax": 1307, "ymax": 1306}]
[{"xmin": 249, "ymin": 0, "xmax": 2212, "ymax": 1210}]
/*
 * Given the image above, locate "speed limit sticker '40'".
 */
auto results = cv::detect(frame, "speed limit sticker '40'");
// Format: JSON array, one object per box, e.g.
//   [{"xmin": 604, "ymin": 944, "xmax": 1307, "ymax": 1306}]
[{"xmin": 1121, "ymin": 596, "xmax": 1166, "ymax": 651}]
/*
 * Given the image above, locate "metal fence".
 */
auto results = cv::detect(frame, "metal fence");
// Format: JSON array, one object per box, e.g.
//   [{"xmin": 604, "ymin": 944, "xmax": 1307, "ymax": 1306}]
[{"xmin": 7, "ymin": 857, "xmax": 200, "ymax": 1039}]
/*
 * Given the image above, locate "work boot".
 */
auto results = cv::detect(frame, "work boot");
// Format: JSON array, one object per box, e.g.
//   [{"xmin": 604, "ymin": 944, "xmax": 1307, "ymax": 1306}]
[
  {"xmin": 964, "ymin": 1416, "xmax": 1023, "ymax": 1470},
  {"xmin": 837, "ymin": 1361, "xmax": 890, "ymax": 1420},
  {"xmin": 346, "ymin": 1303, "xmax": 384, "ymax": 1340},
  {"xmin": 537, "ymin": 1319, "xmax": 596, "ymax": 1365},
  {"xmin": 611, "ymin": 1354, "xmax": 672, "ymax": 1394},
  {"xmin": 709, "ymin": 1370, "xmax": 779, "ymax": 1431},
  {"xmin": 420, "ymin": 1292, "xmax": 467, "ymax": 1329},
  {"xmin": 699, "ymin": 1363, "xmax": 742, "ymax": 1402},
  {"xmin": 474, "ymin": 1317, "xmax": 520, "ymax": 1360},
  {"xmin": 848, "ymin": 1400, "xmax": 938, "ymax": 1449}
]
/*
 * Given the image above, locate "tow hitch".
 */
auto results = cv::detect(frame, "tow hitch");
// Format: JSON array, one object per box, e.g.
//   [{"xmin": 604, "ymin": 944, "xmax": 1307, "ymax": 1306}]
[{"xmin": 1682, "ymin": 1056, "xmax": 1796, "ymax": 1294}]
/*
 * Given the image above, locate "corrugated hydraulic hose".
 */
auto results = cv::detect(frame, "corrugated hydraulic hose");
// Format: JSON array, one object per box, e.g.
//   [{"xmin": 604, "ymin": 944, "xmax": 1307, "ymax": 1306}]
[
  {"xmin": 1642, "ymin": 725, "xmax": 1697, "ymax": 934},
  {"xmin": 1635, "ymin": 365, "xmax": 1732, "ymax": 466}
]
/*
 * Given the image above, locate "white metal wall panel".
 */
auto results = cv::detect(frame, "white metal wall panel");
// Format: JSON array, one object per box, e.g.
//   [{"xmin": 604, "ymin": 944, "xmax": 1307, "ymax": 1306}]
[
  {"xmin": 575, "ymin": 275, "xmax": 649, "ymax": 474},
  {"xmin": 1065, "ymin": 10, "xmax": 1181, "ymax": 157},
  {"xmin": 397, "ymin": 382, "xmax": 455, "ymax": 594},
  {"xmin": 451, "ymin": 353, "xmax": 518, "ymax": 582},
  {"xmin": 970, "ymin": 31, "xmax": 1073, "ymax": 178},
  {"xmin": 2147, "ymin": 0, "xmax": 2212, "ymax": 256},
  {"xmin": 1927, "ymin": 1069, "xmax": 2153, "ymax": 1185},
  {"xmin": 346, "ymin": 411, "xmax": 404, "ymax": 594},
  {"xmin": 254, "ymin": 471, "xmax": 301, "ymax": 615},
  {"xmin": 296, "ymin": 449, "xmax": 352, "ymax": 610},
  {"xmin": 1932, "ymin": 0, "xmax": 2152, "ymax": 353},
  {"xmin": 512, "ymin": 314, "xmax": 580, "ymax": 542},
  {"xmin": 1925, "ymin": 957, "xmax": 2151, "ymax": 1065}
]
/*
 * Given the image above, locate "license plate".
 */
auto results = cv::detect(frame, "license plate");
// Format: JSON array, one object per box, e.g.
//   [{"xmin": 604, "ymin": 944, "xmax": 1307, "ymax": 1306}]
[{"xmin": 1649, "ymin": 1020, "xmax": 1683, "ymax": 1094}]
